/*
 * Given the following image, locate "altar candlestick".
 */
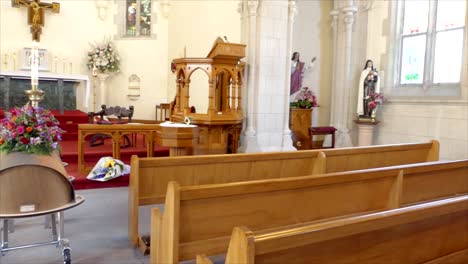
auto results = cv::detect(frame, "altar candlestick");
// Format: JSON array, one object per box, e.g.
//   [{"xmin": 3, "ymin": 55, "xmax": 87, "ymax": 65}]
[
  {"xmin": 12, "ymin": 53, "xmax": 17, "ymax": 71},
  {"xmin": 3, "ymin": 53, "xmax": 8, "ymax": 71},
  {"xmin": 184, "ymin": 46, "xmax": 186, "ymax": 58},
  {"xmin": 53, "ymin": 56, "xmax": 58, "ymax": 72},
  {"xmin": 31, "ymin": 41, "xmax": 39, "ymax": 87}
]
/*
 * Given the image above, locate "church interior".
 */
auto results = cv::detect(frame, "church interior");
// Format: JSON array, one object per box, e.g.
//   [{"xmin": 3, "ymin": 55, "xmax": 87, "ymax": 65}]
[{"xmin": 0, "ymin": 0, "xmax": 467, "ymax": 263}]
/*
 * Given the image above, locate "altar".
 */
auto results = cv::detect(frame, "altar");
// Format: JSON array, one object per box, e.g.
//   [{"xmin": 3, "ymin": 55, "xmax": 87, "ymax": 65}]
[{"xmin": 0, "ymin": 71, "xmax": 90, "ymax": 112}]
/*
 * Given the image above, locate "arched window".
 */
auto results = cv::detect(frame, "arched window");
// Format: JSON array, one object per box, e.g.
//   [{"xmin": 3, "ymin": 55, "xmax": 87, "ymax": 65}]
[
  {"xmin": 394, "ymin": 0, "xmax": 466, "ymax": 96},
  {"xmin": 116, "ymin": 0, "xmax": 156, "ymax": 39}
]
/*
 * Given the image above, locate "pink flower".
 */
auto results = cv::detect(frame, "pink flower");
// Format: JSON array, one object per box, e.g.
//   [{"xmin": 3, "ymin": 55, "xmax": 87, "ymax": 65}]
[{"xmin": 16, "ymin": 126, "xmax": 25, "ymax": 135}]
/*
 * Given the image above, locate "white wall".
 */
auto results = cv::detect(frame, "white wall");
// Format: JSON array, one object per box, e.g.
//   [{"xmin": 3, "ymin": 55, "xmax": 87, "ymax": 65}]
[
  {"xmin": 166, "ymin": 0, "xmax": 241, "ymax": 113},
  {"xmin": 366, "ymin": 1, "xmax": 468, "ymax": 160},
  {"xmin": 0, "ymin": 0, "xmax": 241, "ymax": 120},
  {"xmin": 292, "ymin": 0, "xmax": 333, "ymax": 127}
]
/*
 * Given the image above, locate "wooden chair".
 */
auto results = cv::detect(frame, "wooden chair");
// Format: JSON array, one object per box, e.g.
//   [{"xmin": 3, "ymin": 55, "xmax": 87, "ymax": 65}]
[
  {"xmin": 87, "ymin": 105, "xmax": 134, "ymax": 147},
  {"xmin": 155, "ymin": 103, "xmax": 170, "ymax": 121},
  {"xmin": 309, "ymin": 126, "xmax": 337, "ymax": 148}
]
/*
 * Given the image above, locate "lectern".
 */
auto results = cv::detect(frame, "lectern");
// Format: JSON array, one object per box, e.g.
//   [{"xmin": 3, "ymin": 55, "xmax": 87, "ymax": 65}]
[{"xmin": 171, "ymin": 38, "xmax": 246, "ymax": 154}]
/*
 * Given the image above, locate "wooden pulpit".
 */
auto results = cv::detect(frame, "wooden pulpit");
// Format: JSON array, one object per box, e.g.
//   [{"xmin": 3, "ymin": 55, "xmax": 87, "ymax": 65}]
[{"xmin": 170, "ymin": 38, "xmax": 246, "ymax": 154}]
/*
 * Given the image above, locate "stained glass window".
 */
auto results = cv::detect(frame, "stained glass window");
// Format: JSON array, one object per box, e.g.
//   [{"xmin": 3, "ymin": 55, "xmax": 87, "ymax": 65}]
[
  {"xmin": 125, "ymin": 0, "xmax": 152, "ymax": 37},
  {"xmin": 399, "ymin": 0, "xmax": 466, "ymax": 87}
]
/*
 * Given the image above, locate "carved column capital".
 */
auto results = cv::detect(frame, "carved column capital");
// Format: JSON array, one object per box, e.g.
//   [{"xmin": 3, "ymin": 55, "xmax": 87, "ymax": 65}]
[
  {"xmin": 247, "ymin": 0, "xmax": 259, "ymax": 17},
  {"xmin": 330, "ymin": 9, "xmax": 339, "ymax": 30},
  {"xmin": 341, "ymin": 6, "xmax": 358, "ymax": 31},
  {"xmin": 356, "ymin": 0, "xmax": 374, "ymax": 12},
  {"xmin": 288, "ymin": 0, "xmax": 297, "ymax": 22}
]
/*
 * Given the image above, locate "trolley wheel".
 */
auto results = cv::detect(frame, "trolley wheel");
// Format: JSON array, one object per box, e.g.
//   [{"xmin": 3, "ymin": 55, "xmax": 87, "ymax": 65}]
[{"xmin": 63, "ymin": 248, "xmax": 71, "ymax": 264}]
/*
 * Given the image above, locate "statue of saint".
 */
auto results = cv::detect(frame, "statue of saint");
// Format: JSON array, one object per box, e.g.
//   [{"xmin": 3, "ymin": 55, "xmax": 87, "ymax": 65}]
[
  {"xmin": 290, "ymin": 52, "xmax": 316, "ymax": 96},
  {"xmin": 357, "ymin": 59, "xmax": 380, "ymax": 117}
]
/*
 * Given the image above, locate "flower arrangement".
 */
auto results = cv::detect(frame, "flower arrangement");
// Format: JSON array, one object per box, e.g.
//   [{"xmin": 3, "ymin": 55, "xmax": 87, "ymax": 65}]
[
  {"xmin": 86, "ymin": 40, "xmax": 120, "ymax": 74},
  {"xmin": 0, "ymin": 105, "xmax": 64, "ymax": 155},
  {"xmin": 290, "ymin": 87, "xmax": 319, "ymax": 109},
  {"xmin": 87, "ymin": 156, "xmax": 130, "ymax": 182},
  {"xmin": 367, "ymin": 92, "xmax": 385, "ymax": 110}
]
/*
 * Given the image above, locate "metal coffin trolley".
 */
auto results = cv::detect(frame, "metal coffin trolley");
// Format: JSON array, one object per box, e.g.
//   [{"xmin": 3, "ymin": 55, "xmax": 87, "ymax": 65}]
[{"xmin": 0, "ymin": 153, "xmax": 85, "ymax": 264}]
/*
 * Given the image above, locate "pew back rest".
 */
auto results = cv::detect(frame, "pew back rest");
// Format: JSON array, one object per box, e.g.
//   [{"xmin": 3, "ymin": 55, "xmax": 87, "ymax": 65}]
[
  {"xmin": 133, "ymin": 150, "xmax": 326, "ymax": 205},
  {"xmin": 154, "ymin": 168, "xmax": 403, "ymax": 262},
  {"xmin": 224, "ymin": 195, "xmax": 468, "ymax": 264},
  {"xmin": 322, "ymin": 140, "xmax": 439, "ymax": 173}
]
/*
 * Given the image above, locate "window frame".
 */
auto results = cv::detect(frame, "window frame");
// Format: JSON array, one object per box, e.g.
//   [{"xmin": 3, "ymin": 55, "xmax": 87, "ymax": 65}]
[
  {"xmin": 393, "ymin": 0, "xmax": 467, "ymax": 97},
  {"xmin": 115, "ymin": 0, "xmax": 157, "ymax": 40}
]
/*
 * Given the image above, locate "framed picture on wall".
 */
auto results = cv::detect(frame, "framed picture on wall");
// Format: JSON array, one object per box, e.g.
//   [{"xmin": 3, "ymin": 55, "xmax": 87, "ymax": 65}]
[{"xmin": 21, "ymin": 48, "xmax": 49, "ymax": 71}]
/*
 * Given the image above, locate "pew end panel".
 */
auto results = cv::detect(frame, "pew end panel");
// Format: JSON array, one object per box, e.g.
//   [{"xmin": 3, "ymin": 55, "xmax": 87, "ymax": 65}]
[
  {"xmin": 323, "ymin": 141, "xmax": 440, "ymax": 173},
  {"xmin": 128, "ymin": 155, "xmax": 140, "ymax": 246},
  {"xmin": 225, "ymin": 227, "xmax": 255, "ymax": 264},
  {"xmin": 152, "ymin": 181, "xmax": 181, "ymax": 264},
  {"xmin": 150, "ymin": 208, "xmax": 162, "ymax": 264},
  {"xmin": 196, "ymin": 254, "xmax": 214, "ymax": 264}
]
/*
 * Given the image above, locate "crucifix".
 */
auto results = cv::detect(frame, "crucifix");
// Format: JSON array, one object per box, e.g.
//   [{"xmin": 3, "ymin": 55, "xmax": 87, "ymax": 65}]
[{"xmin": 11, "ymin": 0, "xmax": 60, "ymax": 42}]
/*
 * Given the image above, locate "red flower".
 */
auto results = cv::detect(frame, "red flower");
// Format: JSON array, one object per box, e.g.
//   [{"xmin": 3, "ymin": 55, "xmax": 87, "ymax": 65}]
[
  {"xmin": 368, "ymin": 101, "xmax": 377, "ymax": 110},
  {"xmin": 20, "ymin": 137, "xmax": 29, "ymax": 144}
]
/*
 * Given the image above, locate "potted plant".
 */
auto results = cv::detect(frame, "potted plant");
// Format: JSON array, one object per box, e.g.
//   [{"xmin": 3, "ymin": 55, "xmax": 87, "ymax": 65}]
[{"xmin": 290, "ymin": 87, "xmax": 319, "ymax": 109}]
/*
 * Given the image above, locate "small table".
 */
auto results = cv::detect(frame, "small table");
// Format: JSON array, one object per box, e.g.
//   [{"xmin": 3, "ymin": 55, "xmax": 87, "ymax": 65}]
[
  {"xmin": 78, "ymin": 124, "xmax": 158, "ymax": 173},
  {"xmin": 308, "ymin": 126, "xmax": 337, "ymax": 149}
]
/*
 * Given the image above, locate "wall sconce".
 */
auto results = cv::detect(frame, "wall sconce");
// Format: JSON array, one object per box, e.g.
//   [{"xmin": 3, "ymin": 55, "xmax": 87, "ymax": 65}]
[
  {"xmin": 95, "ymin": 0, "xmax": 109, "ymax": 21},
  {"xmin": 127, "ymin": 74, "xmax": 141, "ymax": 100},
  {"xmin": 160, "ymin": 0, "xmax": 171, "ymax": 18}
]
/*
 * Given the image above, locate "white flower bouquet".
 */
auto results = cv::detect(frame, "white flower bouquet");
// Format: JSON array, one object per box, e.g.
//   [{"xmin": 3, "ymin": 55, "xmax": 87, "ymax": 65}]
[
  {"xmin": 86, "ymin": 40, "xmax": 120, "ymax": 74},
  {"xmin": 87, "ymin": 156, "xmax": 130, "ymax": 182}
]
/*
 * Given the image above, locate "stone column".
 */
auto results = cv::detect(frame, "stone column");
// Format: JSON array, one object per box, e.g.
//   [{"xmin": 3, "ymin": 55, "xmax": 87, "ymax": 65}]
[
  {"xmin": 281, "ymin": 0, "xmax": 297, "ymax": 151},
  {"xmin": 329, "ymin": 1, "xmax": 357, "ymax": 147},
  {"xmin": 239, "ymin": 0, "xmax": 260, "ymax": 152},
  {"xmin": 240, "ymin": 0, "xmax": 292, "ymax": 152}
]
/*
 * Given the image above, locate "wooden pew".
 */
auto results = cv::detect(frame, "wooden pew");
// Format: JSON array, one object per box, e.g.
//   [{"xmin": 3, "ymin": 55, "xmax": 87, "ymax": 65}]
[
  {"xmin": 149, "ymin": 159, "xmax": 467, "ymax": 264},
  {"xmin": 129, "ymin": 140, "xmax": 439, "ymax": 246},
  {"xmin": 219, "ymin": 195, "xmax": 468, "ymax": 264}
]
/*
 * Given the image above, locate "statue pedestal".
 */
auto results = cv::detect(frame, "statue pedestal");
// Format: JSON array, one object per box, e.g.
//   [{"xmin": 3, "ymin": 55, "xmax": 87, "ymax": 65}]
[
  {"xmin": 97, "ymin": 73, "xmax": 110, "ymax": 106},
  {"xmin": 354, "ymin": 119, "xmax": 379, "ymax": 146}
]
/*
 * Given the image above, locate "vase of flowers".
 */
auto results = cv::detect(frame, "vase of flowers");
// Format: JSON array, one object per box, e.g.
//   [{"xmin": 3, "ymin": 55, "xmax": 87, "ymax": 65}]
[
  {"xmin": 0, "ymin": 104, "xmax": 64, "ymax": 155},
  {"xmin": 290, "ymin": 87, "xmax": 319, "ymax": 109},
  {"xmin": 87, "ymin": 40, "xmax": 120, "ymax": 106},
  {"xmin": 367, "ymin": 92, "xmax": 384, "ymax": 121},
  {"xmin": 87, "ymin": 40, "xmax": 120, "ymax": 74}
]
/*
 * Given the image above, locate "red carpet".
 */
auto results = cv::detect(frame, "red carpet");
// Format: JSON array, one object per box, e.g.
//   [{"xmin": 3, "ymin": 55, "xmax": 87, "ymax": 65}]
[
  {"xmin": 60, "ymin": 136, "xmax": 169, "ymax": 190},
  {"xmin": 1, "ymin": 109, "xmax": 170, "ymax": 190}
]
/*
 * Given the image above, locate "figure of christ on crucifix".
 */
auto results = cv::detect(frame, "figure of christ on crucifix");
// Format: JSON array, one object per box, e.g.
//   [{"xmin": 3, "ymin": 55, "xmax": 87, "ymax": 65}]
[{"xmin": 11, "ymin": 0, "xmax": 60, "ymax": 42}]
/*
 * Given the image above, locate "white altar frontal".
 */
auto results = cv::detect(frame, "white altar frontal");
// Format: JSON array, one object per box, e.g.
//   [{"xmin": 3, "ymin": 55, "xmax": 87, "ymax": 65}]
[{"xmin": 0, "ymin": 71, "xmax": 90, "ymax": 112}]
